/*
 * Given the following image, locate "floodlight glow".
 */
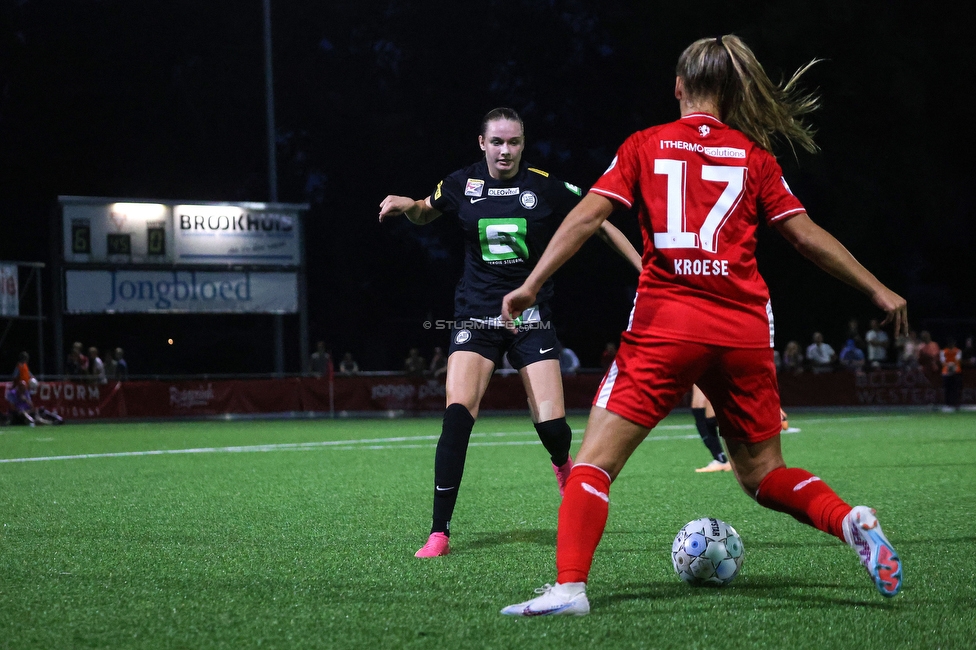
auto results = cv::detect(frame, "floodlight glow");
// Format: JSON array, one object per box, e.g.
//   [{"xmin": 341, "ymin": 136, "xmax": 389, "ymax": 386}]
[
  {"xmin": 174, "ymin": 205, "xmax": 245, "ymax": 219},
  {"xmin": 110, "ymin": 203, "xmax": 167, "ymax": 220}
]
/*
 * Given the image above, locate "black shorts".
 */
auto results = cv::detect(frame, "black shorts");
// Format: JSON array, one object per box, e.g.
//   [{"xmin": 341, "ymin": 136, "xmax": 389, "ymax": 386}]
[{"xmin": 447, "ymin": 303, "xmax": 561, "ymax": 370}]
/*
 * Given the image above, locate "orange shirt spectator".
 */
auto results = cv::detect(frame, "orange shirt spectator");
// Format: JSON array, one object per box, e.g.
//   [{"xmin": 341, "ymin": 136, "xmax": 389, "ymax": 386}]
[
  {"xmin": 941, "ymin": 344, "xmax": 962, "ymax": 376},
  {"xmin": 941, "ymin": 338, "xmax": 964, "ymax": 410}
]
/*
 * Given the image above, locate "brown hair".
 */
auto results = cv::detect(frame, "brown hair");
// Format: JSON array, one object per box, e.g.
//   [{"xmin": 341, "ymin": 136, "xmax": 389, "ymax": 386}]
[
  {"xmin": 676, "ymin": 35, "xmax": 820, "ymax": 155},
  {"xmin": 480, "ymin": 107, "xmax": 524, "ymax": 138}
]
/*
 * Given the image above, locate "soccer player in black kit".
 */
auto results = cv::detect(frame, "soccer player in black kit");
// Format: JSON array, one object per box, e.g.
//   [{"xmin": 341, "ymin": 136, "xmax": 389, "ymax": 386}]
[{"xmin": 380, "ymin": 108, "xmax": 641, "ymax": 557}]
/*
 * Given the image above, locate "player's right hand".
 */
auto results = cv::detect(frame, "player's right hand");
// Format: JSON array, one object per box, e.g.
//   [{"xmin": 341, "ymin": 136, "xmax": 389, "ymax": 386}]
[
  {"xmin": 501, "ymin": 285, "xmax": 536, "ymax": 329},
  {"xmin": 378, "ymin": 195, "xmax": 412, "ymax": 222}
]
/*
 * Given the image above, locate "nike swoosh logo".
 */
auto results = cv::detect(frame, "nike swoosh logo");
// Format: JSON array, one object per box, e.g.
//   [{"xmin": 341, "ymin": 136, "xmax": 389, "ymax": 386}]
[
  {"xmin": 470, "ymin": 197, "xmax": 488, "ymax": 203},
  {"xmin": 435, "ymin": 486, "xmax": 454, "ymax": 492},
  {"xmin": 540, "ymin": 347, "xmax": 554, "ymax": 354},
  {"xmin": 523, "ymin": 603, "xmax": 573, "ymax": 617}
]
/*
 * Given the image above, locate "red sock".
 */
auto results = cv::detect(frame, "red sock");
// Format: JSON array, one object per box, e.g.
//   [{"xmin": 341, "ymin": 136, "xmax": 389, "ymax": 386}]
[
  {"xmin": 556, "ymin": 464, "xmax": 611, "ymax": 584},
  {"xmin": 756, "ymin": 467, "xmax": 852, "ymax": 542}
]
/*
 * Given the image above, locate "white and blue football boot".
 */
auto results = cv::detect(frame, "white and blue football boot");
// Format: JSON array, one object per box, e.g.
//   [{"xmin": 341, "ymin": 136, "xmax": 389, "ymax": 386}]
[
  {"xmin": 500, "ymin": 582, "xmax": 590, "ymax": 617},
  {"xmin": 843, "ymin": 505, "xmax": 903, "ymax": 597}
]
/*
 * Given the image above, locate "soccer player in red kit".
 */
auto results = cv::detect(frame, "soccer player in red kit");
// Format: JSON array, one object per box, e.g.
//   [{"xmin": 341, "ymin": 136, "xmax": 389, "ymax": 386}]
[{"xmin": 500, "ymin": 35, "xmax": 906, "ymax": 616}]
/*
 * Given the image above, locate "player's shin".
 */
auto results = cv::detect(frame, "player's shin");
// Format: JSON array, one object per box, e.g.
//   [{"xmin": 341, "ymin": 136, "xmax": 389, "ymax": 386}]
[
  {"xmin": 431, "ymin": 403, "xmax": 475, "ymax": 535},
  {"xmin": 693, "ymin": 408, "xmax": 727, "ymax": 463},
  {"xmin": 756, "ymin": 467, "xmax": 851, "ymax": 541},
  {"xmin": 534, "ymin": 417, "xmax": 572, "ymax": 466},
  {"xmin": 556, "ymin": 464, "xmax": 611, "ymax": 584}
]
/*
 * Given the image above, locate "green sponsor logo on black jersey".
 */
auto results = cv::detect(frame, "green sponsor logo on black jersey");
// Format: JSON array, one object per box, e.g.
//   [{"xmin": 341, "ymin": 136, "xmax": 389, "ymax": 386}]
[{"xmin": 478, "ymin": 218, "xmax": 528, "ymax": 263}]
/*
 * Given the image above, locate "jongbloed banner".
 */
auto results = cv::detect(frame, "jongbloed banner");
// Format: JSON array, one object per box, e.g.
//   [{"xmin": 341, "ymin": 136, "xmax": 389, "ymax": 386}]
[{"xmin": 65, "ymin": 269, "xmax": 298, "ymax": 313}]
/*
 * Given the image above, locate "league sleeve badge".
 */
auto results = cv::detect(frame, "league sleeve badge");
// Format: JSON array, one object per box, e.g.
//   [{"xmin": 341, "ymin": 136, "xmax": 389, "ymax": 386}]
[{"xmin": 464, "ymin": 179, "xmax": 485, "ymax": 197}]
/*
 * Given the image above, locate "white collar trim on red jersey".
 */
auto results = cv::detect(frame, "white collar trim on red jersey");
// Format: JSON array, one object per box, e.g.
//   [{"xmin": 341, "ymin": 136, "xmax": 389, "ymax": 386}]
[{"xmin": 681, "ymin": 113, "xmax": 724, "ymax": 125}]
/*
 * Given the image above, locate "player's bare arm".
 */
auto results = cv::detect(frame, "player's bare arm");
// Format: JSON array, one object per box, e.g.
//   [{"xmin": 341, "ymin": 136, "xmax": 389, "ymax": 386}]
[
  {"xmin": 596, "ymin": 220, "xmax": 642, "ymax": 272},
  {"xmin": 502, "ymin": 192, "xmax": 616, "ymax": 321},
  {"xmin": 776, "ymin": 212, "xmax": 908, "ymax": 336},
  {"xmin": 378, "ymin": 195, "xmax": 442, "ymax": 225}
]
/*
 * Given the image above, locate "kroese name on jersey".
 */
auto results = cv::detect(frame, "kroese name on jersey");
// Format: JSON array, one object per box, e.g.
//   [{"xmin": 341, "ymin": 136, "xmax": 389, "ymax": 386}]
[{"xmin": 179, "ymin": 212, "xmax": 294, "ymax": 232}]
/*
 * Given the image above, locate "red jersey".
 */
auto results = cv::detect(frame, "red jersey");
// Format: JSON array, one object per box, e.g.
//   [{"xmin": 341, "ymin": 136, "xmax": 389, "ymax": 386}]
[{"xmin": 591, "ymin": 114, "xmax": 806, "ymax": 348}]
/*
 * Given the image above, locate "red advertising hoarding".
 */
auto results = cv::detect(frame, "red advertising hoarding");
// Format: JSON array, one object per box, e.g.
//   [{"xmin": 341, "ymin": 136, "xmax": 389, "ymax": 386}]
[{"xmin": 2, "ymin": 368, "xmax": 973, "ymax": 421}]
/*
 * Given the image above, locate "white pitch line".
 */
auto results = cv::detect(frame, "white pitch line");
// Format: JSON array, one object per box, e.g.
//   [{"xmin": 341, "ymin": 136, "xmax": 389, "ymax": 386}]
[
  {"xmin": 0, "ymin": 420, "xmax": 833, "ymax": 465},
  {"xmin": 0, "ymin": 425, "xmax": 705, "ymax": 464}
]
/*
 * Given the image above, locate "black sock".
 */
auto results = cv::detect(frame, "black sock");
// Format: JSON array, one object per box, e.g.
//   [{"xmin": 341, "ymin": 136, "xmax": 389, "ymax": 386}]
[
  {"xmin": 693, "ymin": 408, "xmax": 727, "ymax": 464},
  {"xmin": 704, "ymin": 416, "xmax": 727, "ymax": 463},
  {"xmin": 534, "ymin": 417, "xmax": 572, "ymax": 467},
  {"xmin": 431, "ymin": 403, "xmax": 475, "ymax": 536}
]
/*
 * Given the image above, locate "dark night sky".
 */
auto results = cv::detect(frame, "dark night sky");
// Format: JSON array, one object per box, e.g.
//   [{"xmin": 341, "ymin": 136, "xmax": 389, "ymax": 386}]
[{"xmin": 0, "ymin": 0, "xmax": 973, "ymax": 375}]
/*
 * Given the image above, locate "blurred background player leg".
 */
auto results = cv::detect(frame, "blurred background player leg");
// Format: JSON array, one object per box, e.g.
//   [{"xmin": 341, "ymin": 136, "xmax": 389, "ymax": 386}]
[{"xmin": 691, "ymin": 385, "xmax": 730, "ymax": 472}]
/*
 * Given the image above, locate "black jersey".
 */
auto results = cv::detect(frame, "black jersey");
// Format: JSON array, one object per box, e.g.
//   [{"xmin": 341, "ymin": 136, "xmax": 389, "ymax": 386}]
[{"xmin": 429, "ymin": 159, "xmax": 582, "ymax": 318}]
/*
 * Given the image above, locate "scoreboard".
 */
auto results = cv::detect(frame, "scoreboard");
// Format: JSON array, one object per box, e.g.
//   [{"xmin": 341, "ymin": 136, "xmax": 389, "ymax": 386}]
[
  {"xmin": 60, "ymin": 197, "xmax": 305, "ymax": 267},
  {"xmin": 58, "ymin": 197, "xmax": 308, "ymax": 315}
]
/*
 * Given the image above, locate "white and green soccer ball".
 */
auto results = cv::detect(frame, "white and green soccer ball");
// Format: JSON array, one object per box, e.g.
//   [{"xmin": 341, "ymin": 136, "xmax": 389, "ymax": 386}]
[{"xmin": 671, "ymin": 517, "xmax": 744, "ymax": 586}]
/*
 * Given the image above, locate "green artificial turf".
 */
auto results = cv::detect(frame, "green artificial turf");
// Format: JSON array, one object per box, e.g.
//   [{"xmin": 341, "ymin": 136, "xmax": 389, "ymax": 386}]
[{"xmin": 0, "ymin": 411, "xmax": 974, "ymax": 649}]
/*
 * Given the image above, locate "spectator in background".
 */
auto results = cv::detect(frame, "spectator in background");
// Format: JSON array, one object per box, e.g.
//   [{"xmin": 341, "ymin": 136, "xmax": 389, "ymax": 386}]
[
  {"xmin": 104, "ymin": 349, "xmax": 118, "ymax": 380},
  {"xmin": 599, "ymin": 342, "xmax": 617, "ymax": 371},
  {"xmin": 865, "ymin": 319, "xmax": 890, "ymax": 368},
  {"xmin": 917, "ymin": 331, "xmax": 941, "ymax": 373},
  {"xmin": 558, "ymin": 345, "xmax": 580, "ymax": 375},
  {"xmin": 805, "ymin": 332, "xmax": 836, "ymax": 374},
  {"xmin": 404, "ymin": 348, "xmax": 426, "ymax": 377},
  {"xmin": 6, "ymin": 352, "xmax": 62, "ymax": 425},
  {"xmin": 87, "ymin": 347, "xmax": 107, "ymax": 385},
  {"xmin": 310, "ymin": 341, "xmax": 333, "ymax": 377},
  {"xmin": 844, "ymin": 318, "xmax": 867, "ymax": 354},
  {"xmin": 429, "ymin": 346, "xmax": 448, "ymax": 378},
  {"xmin": 338, "ymin": 352, "xmax": 359, "ymax": 375},
  {"xmin": 961, "ymin": 335, "xmax": 975, "ymax": 368},
  {"xmin": 895, "ymin": 329, "xmax": 920, "ymax": 369},
  {"xmin": 940, "ymin": 337, "xmax": 963, "ymax": 412},
  {"xmin": 113, "ymin": 347, "xmax": 129, "ymax": 380},
  {"xmin": 5, "ymin": 371, "xmax": 37, "ymax": 426},
  {"xmin": 839, "ymin": 339, "xmax": 866, "ymax": 373},
  {"xmin": 12, "ymin": 351, "xmax": 34, "ymax": 388},
  {"xmin": 781, "ymin": 340, "xmax": 804, "ymax": 374},
  {"xmin": 66, "ymin": 341, "xmax": 88, "ymax": 376}
]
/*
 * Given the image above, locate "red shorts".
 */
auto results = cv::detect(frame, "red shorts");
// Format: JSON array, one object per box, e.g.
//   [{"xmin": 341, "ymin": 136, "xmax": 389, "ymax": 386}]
[{"xmin": 593, "ymin": 335, "xmax": 782, "ymax": 443}]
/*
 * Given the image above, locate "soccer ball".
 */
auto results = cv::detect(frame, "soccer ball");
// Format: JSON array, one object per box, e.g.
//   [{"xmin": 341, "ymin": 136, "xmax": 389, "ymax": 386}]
[
  {"xmin": 671, "ymin": 517, "xmax": 744, "ymax": 586},
  {"xmin": 27, "ymin": 377, "xmax": 39, "ymax": 394}
]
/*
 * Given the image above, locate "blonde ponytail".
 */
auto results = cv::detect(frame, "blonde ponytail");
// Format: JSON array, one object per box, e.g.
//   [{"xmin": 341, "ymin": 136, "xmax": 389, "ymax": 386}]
[{"xmin": 677, "ymin": 35, "xmax": 821, "ymax": 155}]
